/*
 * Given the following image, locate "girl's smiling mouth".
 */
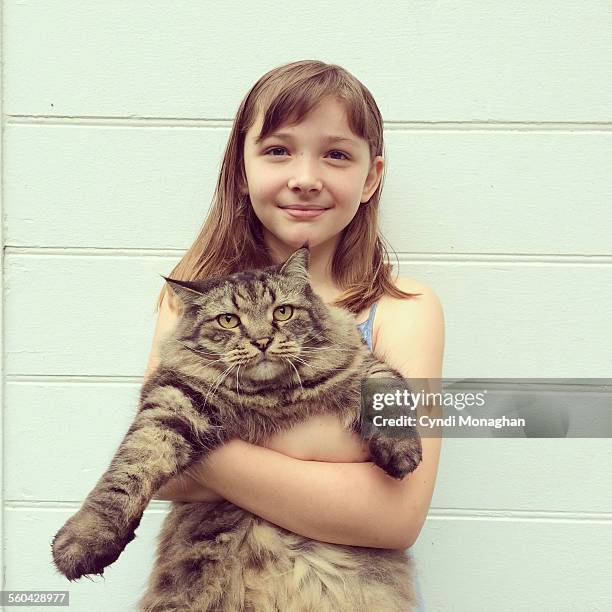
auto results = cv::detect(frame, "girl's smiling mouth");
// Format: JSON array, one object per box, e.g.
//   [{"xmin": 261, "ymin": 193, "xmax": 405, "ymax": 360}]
[
  {"xmin": 277, "ymin": 204, "xmax": 331, "ymax": 219},
  {"xmin": 282, "ymin": 208, "xmax": 328, "ymax": 219}
]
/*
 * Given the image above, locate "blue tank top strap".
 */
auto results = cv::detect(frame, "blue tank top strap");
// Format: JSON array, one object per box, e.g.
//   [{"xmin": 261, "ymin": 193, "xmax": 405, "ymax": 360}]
[{"xmin": 356, "ymin": 302, "xmax": 378, "ymax": 351}]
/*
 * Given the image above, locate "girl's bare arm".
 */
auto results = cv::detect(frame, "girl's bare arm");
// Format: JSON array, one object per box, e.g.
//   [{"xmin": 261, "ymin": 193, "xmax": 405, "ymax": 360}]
[{"xmin": 199, "ymin": 432, "xmax": 440, "ymax": 550}]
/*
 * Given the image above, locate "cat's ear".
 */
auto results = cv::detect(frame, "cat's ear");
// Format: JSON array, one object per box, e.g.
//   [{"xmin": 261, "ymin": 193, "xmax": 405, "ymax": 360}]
[
  {"xmin": 159, "ymin": 275, "xmax": 208, "ymax": 306},
  {"xmin": 279, "ymin": 245, "xmax": 310, "ymax": 282}
]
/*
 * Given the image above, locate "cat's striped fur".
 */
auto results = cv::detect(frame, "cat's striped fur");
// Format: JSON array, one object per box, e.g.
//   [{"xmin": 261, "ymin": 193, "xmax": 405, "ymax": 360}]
[{"xmin": 51, "ymin": 247, "xmax": 422, "ymax": 611}]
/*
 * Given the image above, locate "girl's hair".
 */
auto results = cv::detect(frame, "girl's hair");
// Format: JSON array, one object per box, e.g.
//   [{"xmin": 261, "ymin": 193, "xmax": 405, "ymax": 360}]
[{"xmin": 156, "ymin": 59, "xmax": 420, "ymax": 314}]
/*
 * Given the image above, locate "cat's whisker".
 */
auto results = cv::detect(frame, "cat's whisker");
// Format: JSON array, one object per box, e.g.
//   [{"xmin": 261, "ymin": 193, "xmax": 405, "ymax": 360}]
[
  {"xmin": 200, "ymin": 356, "xmax": 228, "ymax": 368},
  {"xmin": 214, "ymin": 364, "xmax": 236, "ymax": 393},
  {"xmin": 308, "ymin": 366, "xmax": 354, "ymax": 372},
  {"xmin": 283, "ymin": 357, "xmax": 304, "ymax": 392},
  {"xmin": 203, "ymin": 363, "xmax": 236, "ymax": 409},
  {"xmin": 235, "ymin": 364, "xmax": 244, "ymax": 406},
  {"xmin": 301, "ymin": 329, "xmax": 329, "ymax": 343},
  {"xmin": 205, "ymin": 372, "xmax": 234, "ymax": 411},
  {"xmin": 268, "ymin": 351, "xmax": 314, "ymax": 369},
  {"xmin": 287, "ymin": 354, "xmax": 314, "ymax": 370},
  {"xmin": 300, "ymin": 344, "xmax": 352, "ymax": 351},
  {"xmin": 300, "ymin": 346, "xmax": 354, "ymax": 355}
]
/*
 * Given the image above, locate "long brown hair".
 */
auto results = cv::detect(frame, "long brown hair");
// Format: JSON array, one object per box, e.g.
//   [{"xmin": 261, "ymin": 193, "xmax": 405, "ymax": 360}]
[{"xmin": 156, "ymin": 59, "xmax": 420, "ymax": 314}]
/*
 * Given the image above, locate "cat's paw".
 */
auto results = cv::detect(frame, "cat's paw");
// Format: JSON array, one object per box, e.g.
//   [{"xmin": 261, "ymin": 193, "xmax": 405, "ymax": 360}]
[
  {"xmin": 51, "ymin": 507, "xmax": 135, "ymax": 581},
  {"xmin": 368, "ymin": 434, "xmax": 422, "ymax": 479}
]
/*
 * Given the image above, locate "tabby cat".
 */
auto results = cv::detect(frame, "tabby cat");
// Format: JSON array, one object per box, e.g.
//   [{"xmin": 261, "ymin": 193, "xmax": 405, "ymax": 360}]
[{"xmin": 51, "ymin": 246, "xmax": 422, "ymax": 611}]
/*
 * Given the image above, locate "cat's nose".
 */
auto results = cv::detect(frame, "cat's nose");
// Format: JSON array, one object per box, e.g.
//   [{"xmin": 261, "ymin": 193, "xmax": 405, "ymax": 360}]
[{"xmin": 251, "ymin": 337, "xmax": 272, "ymax": 351}]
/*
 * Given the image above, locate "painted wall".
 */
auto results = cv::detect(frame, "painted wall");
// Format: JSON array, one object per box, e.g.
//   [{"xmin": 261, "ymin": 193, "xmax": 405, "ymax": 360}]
[{"xmin": 2, "ymin": 2, "xmax": 611, "ymax": 610}]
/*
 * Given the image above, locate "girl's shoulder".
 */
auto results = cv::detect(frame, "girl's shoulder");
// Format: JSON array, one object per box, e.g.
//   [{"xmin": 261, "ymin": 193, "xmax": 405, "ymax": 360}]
[{"xmin": 372, "ymin": 276, "xmax": 445, "ymax": 378}]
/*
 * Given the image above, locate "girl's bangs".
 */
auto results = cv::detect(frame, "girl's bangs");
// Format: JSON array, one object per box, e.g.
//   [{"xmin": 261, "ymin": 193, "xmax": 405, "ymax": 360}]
[{"xmin": 253, "ymin": 80, "xmax": 369, "ymax": 146}]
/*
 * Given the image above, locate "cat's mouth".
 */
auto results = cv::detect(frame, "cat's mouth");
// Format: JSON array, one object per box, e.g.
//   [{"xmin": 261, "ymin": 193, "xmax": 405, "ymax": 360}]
[
  {"xmin": 244, "ymin": 353, "xmax": 280, "ymax": 367},
  {"xmin": 243, "ymin": 355, "xmax": 286, "ymax": 380}
]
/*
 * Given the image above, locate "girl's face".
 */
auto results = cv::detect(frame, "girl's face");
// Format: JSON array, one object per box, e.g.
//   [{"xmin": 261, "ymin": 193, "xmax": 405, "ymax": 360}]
[{"xmin": 242, "ymin": 96, "xmax": 383, "ymax": 259}]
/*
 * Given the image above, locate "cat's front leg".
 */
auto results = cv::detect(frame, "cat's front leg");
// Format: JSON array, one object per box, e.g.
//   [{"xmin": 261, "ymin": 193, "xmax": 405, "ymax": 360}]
[
  {"xmin": 343, "ymin": 396, "xmax": 423, "ymax": 479},
  {"xmin": 361, "ymin": 362, "xmax": 423, "ymax": 480},
  {"xmin": 368, "ymin": 432, "xmax": 422, "ymax": 479},
  {"xmin": 51, "ymin": 502, "xmax": 137, "ymax": 581},
  {"xmin": 52, "ymin": 394, "xmax": 222, "ymax": 580}
]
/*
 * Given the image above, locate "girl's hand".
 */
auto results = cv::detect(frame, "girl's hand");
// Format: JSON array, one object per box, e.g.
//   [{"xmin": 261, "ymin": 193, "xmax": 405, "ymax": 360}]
[{"xmin": 262, "ymin": 413, "xmax": 371, "ymax": 463}]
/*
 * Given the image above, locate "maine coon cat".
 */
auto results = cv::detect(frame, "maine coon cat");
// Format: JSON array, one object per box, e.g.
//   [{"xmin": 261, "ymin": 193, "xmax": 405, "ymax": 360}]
[{"xmin": 51, "ymin": 246, "xmax": 423, "ymax": 611}]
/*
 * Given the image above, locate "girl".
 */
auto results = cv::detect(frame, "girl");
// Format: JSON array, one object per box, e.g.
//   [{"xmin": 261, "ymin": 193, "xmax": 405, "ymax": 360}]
[{"xmin": 144, "ymin": 59, "xmax": 444, "ymax": 609}]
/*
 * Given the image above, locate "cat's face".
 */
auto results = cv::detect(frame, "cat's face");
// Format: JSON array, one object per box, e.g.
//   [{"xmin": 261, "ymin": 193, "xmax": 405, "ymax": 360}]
[{"xmin": 163, "ymin": 248, "xmax": 329, "ymax": 382}]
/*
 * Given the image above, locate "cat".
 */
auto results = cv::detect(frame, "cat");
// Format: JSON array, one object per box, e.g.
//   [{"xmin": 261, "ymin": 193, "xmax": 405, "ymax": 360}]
[{"xmin": 51, "ymin": 246, "xmax": 423, "ymax": 611}]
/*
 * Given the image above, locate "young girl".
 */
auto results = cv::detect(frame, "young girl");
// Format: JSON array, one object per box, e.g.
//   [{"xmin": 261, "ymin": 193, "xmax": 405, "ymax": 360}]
[{"xmin": 144, "ymin": 59, "xmax": 444, "ymax": 609}]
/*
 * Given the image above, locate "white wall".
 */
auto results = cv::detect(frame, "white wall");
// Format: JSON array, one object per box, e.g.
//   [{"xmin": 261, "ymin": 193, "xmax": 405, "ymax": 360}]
[{"xmin": 2, "ymin": 2, "xmax": 612, "ymax": 610}]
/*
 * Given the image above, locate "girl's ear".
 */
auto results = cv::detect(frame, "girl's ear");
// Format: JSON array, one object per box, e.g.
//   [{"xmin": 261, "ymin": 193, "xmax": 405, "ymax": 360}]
[
  {"xmin": 361, "ymin": 155, "xmax": 384, "ymax": 203},
  {"xmin": 238, "ymin": 174, "xmax": 250, "ymax": 195}
]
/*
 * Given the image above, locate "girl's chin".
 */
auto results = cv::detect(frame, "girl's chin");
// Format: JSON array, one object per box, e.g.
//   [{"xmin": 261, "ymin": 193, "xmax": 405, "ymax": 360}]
[
  {"xmin": 281, "ymin": 228, "xmax": 324, "ymax": 249},
  {"xmin": 263, "ymin": 224, "xmax": 329, "ymax": 252}
]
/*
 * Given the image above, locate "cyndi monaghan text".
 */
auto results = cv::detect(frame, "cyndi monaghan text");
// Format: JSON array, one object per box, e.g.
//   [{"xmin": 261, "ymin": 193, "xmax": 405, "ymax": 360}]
[{"xmin": 372, "ymin": 414, "xmax": 527, "ymax": 429}]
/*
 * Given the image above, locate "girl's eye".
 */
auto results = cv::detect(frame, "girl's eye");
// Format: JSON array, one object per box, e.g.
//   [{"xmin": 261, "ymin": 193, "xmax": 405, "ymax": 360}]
[
  {"xmin": 217, "ymin": 313, "xmax": 240, "ymax": 329},
  {"xmin": 328, "ymin": 150, "xmax": 350, "ymax": 161},
  {"xmin": 273, "ymin": 305, "xmax": 294, "ymax": 321},
  {"xmin": 266, "ymin": 146, "xmax": 287, "ymax": 156},
  {"xmin": 264, "ymin": 146, "xmax": 350, "ymax": 161}
]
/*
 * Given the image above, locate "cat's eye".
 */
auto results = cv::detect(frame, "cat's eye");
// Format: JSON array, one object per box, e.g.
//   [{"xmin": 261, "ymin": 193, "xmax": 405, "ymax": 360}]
[
  {"xmin": 273, "ymin": 305, "xmax": 293, "ymax": 321},
  {"xmin": 217, "ymin": 313, "xmax": 240, "ymax": 329}
]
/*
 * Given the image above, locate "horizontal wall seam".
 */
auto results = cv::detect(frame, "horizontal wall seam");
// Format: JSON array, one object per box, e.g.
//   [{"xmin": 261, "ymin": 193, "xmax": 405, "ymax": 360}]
[
  {"xmin": 6, "ymin": 375, "xmax": 144, "ymax": 384},
  {"xmin": 6, "ymin": 115, "xmax": 612, "ymax": 132},
  {"xmin": 4, "ymin": 502, "xmax": 612, "ymax": 523},
  {"xmin": 4, "ymin": 247, "xmax": 612, "ymax": 263},
  {"xmin": 6, "ymin": 376, "xmax": 612, "ymax": 388}
]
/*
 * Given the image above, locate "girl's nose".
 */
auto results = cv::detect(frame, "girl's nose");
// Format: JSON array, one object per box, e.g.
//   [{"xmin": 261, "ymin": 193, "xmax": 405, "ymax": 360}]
[
  {"xmin": 287, "ymin": 159, "xmax": 323, "ymax": 193},
  {"xmin": 288, "ymin": 175, "xmax": 323, "ymax": 193}
]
